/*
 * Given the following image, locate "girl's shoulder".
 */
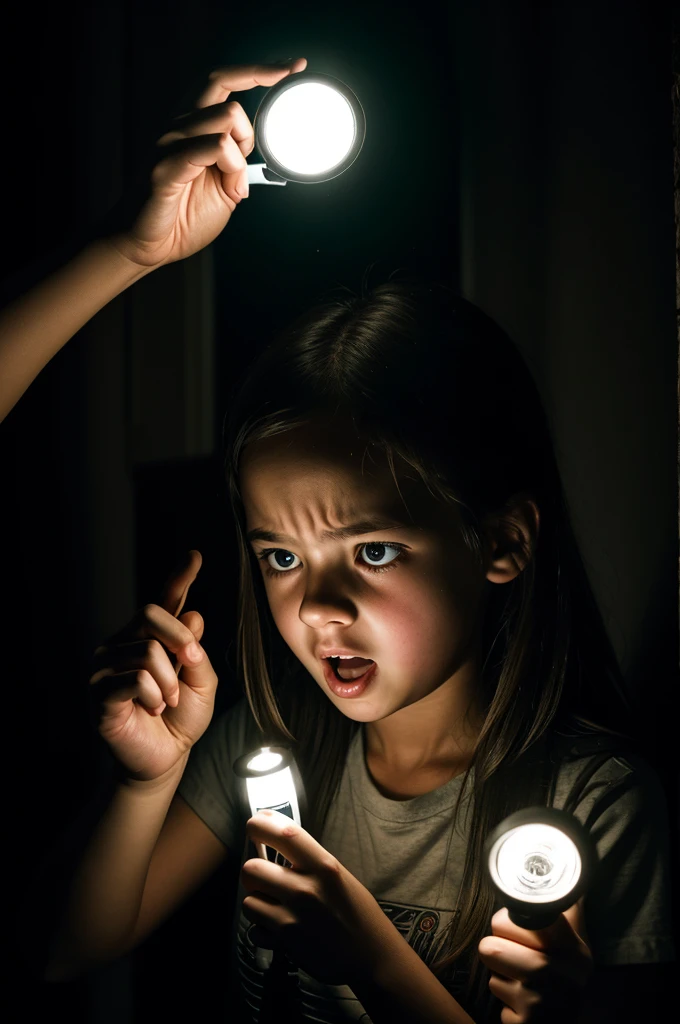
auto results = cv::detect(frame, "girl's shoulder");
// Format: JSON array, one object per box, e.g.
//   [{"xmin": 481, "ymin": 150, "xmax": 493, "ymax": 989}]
[{"xmin": 546, "ymin": 716, "xmax": 668, "ymax": 821}]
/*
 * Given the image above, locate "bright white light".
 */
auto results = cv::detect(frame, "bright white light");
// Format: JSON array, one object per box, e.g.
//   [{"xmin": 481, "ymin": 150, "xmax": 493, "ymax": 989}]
[
  {"xmin": 264, "ymin": 83, "xmax": 356, "ymax": 175},
  {"xmin": 247, "ymin": 747, "xmax": 283, "ymax": 772},
  {"xmin": 246, "ymin": 765, "xmax": 297, "ymax": 819},
  {"xmin": 488, "ymin": 822, "xmax": 582, "ymax": 904}
]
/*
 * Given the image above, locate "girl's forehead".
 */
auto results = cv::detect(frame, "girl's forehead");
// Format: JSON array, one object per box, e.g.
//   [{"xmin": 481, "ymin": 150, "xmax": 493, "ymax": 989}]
[
  {"xmin": 239, "ymin": 422, "xmax": 460, "ymax": 533},
  {"xmin": 240, "ymin": 420, "xmax": 409, "ymax": 495}
]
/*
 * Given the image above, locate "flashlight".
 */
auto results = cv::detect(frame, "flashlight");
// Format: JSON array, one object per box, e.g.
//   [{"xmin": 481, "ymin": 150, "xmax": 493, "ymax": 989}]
[
  {"xmin": 233, "ymin": 745, "xmax": 307, "ymax": 1018},
  {"xmin": 233, "ymin": 745, "xmax": 304, "ymax": 862},
  {"xmin": 245, "ymin": 71, "xmax": 366, "ymax": 187},
  {"xmin": 484, "ymin": 806, "xmax": 597, "ymax": 930}
]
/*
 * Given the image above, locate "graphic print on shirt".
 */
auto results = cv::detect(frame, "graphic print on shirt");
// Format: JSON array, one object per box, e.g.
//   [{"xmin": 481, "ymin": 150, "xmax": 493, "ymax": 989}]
[
  {"xmin": 235, "ymin": 898, "xmax": 468, "ymax": 1022},
  {"xmin": 377, "ymin": 899, "xmax": 470, "ymax": 1003}
]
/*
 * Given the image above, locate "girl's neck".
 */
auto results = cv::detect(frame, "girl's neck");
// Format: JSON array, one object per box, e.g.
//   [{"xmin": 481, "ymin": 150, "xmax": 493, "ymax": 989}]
[{"xmin": 363, "ymin": 680, "xmax": 484, "ymax": 776}]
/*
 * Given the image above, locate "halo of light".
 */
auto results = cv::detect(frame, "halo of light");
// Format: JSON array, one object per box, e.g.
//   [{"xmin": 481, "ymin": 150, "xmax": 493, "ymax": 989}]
[
  {"xmin": 253, "ymin": 71, "xmax": 366, "ymax": 184},
  {"xmin": 488, "ymin": 822, "xmax": 582, "ymax": 904},
  {"xmin": 264, "ymin": 83, "xmax": 356, "ymax": 175}
]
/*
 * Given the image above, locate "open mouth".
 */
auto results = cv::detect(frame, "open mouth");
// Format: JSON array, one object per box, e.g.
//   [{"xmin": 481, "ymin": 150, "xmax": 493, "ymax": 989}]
[{"xmin": 327, "ymin": 655, "xmax": 375, "ymax": 682}]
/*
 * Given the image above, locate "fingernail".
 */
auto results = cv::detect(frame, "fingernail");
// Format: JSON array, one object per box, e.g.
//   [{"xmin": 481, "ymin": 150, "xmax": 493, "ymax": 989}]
[{"xmin": 236, "ymin": 172, "xmax": 249, "ymax": 198}]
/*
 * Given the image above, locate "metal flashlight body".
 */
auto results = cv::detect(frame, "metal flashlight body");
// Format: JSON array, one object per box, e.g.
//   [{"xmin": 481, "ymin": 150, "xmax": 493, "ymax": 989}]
[
  {"xmin": 245, "ymin": 70, "xmax": 366, "ymax": 188},
  {"xmin": 484, "ymin": 806, "xmax": 597, "ymax": 930}
]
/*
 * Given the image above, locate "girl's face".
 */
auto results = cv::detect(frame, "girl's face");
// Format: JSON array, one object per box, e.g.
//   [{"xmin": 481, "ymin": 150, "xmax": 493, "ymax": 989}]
[{"xmin": 239, "ymin": 416, "xmax": 489, "ymax": 729}]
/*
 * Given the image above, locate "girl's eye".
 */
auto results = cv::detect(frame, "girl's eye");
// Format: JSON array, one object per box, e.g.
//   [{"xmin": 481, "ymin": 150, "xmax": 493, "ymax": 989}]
[{"xmin": 257, "ymin": 542, "xmax": 406, "ymax": 578}]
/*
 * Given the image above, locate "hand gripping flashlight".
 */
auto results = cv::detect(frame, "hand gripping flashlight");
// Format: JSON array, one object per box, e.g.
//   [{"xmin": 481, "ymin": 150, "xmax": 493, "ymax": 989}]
[
  {"xmin": 233, "ymin": 745, "xmax": 308, "ymax": 1021},
  {"xmin": 246, "ymin": 70, "xmax": 366, "ymax": 188},
  {"xmin": 484, "ymin": 807, "xmax": 597, "ymax": 930}
]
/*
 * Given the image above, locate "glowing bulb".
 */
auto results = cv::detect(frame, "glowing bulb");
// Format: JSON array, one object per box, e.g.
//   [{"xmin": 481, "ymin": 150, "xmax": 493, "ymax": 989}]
[
  {"xmin": 233, "ymin": 746, "xmax": 302, "ymax": 833},
  {"xmin": 248, "ymin": 70, "xmax": 366, "ymax": 187},
  {"xmin": 484, "ymin": 807, "xmax": 597, "ymax": 929},
  {"xmin": 247, "ymin": 747, "xmax": 283, "ymax": 773},
  {"xmin": 488, "ymin": 822, "xmax": 582, "ymax": 904},
  {"xmin": 264, "ymin": 83, "xmax": 356, "ymax": 175}
]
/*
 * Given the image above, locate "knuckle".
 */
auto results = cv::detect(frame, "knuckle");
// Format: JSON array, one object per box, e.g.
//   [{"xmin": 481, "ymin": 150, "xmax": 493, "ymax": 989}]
[
  {"xmin": 142, "ymin": 602, "xmax": 158, "ymax": 619},
  {"xmin": 144, "ymin": 637, "xmax": 163, "ymax": 660},
  {"xmin": 524, "ymin": 989, "xmax": 542, "ymax": 1009},
  {"xmin": 280, "ymin": 913, "xmax": 299, "ymax": 935},
  {"xmin": 319, "ymin": 854, "xmax": 342, "ymax": 880},
  {"xmin": 136, "ymin": 668, "xmax": 153, "ymax": 688},
  {"xmin": 478, "ymin": 938, "xmax": 502, "ymax": 959},
  {"xmin": 293, "ymin": 880, "xmax": 318, "ymax": 910},
  {"xmin": 226, "ymin": 100, "xmax": 241, "ymax": 114}
]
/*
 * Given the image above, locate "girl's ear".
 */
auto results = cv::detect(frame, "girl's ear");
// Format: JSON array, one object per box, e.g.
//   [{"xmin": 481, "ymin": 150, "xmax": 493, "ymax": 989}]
[{"xmin": 481, "ymin": 494, "xmax": 540, "ymax": 585}]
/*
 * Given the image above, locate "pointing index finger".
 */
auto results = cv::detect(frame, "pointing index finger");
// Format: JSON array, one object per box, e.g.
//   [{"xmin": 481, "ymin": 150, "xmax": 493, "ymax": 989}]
[
  {"xmin": 196, "ymin": 58, "xmax": 308, "ymax": 109},
  {"xmin": 158, "ymin": 549, "xmax": 202, "ymax": 617}
]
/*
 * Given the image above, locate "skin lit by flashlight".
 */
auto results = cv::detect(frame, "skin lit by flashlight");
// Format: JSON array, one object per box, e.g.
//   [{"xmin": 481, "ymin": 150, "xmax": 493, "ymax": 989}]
[
  {"xmin": 263, "ymin": 82, "xmax": 356, "ymax": 174},
  {"xmin": 247, "ymin": 747, "xmax": 283, "ymax": 772},
  {"xmin": 489, "ymin": 823, "xmax": 582, "ymax": 904}
]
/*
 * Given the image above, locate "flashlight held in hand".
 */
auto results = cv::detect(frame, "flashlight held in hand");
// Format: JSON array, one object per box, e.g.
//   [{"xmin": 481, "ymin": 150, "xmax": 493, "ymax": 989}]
[
  {"xmin": 246, "ymin": 71, "xmax": 366, "ymax": 187},
  {"xmin": 233, "ymin": 745, "xmax": 304, "ymax": 863},
  {"xmin": 233, "ymin": 745, "xmax": 306, "ymax": 984},
  {"xmin": 484, "ymin": 807, "xmax": 597, "ymax": 930}
]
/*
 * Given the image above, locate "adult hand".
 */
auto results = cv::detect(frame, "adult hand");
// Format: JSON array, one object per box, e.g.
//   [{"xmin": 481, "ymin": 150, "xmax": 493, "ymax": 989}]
[
  {"xmin": 478, "ymin": 906, "xmax": 594, "ymax": 1023},
  {"xmin": 106, "ymin": 58, "xmax": 307, "ymax": 269}
]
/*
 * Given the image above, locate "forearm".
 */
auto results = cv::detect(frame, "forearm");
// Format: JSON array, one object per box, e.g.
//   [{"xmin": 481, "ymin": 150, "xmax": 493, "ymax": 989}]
[
  {"xmin": 349, "ymin": 933, "xmax": 477, "ymax": 1024},
  {"xmin": 0, "ymin": 236, "xmax": 153, "ymax": 423},
  {"xmin": 41, "ymin": 753, "xmax": 189, "ymax": 982}
]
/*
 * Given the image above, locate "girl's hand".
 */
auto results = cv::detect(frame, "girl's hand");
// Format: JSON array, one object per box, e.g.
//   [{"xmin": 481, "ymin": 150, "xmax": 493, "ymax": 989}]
[
  {"xmin": 241, "ymin": 809, "xmax": 404, "ymax": 986},
  {"xmin": 478, "ymin": 907, "xmax": 594, "ymax": 1023},
  {"xmin": 88, "ymin": 549, "xmax": 219, "ymax": 783},
  {"xmin": 107, "ymin": 57, "xmax": 307, "ymax": 269}
]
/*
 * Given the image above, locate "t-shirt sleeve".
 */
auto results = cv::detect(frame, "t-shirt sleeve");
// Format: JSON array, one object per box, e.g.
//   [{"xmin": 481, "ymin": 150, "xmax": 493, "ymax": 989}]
[
  {"xmin": 556, "ymin": 749, "xmax": 677, "ymax": 966},
  {"xmin": 176, "ymin": 695, "xmax": 264, "ymax": 851}
]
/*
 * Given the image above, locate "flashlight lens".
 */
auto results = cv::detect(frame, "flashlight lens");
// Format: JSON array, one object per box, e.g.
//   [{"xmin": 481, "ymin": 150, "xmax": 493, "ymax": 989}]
[
  {"xmin": 489, "ymin": 823, "xmax": 582, "ymax": 904},
  {"xmin": 264, "ymin": 83, "xmax": 356, "ymax": 175},
  {"xmin": 247, "ymin": 749, "xmax": 283, "ymax": 772}
]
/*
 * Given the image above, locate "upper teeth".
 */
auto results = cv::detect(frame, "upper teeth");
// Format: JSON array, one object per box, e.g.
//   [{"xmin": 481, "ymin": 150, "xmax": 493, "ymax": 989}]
[{"xmin": 330, "ymin": 655, "xmax": 354, "ymax": 659}]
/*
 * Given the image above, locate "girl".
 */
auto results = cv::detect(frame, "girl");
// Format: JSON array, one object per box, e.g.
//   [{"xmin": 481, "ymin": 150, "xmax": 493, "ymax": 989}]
[{"xmin": 5, "ymin": 58, "xmax": 675, "ymax": 1024}]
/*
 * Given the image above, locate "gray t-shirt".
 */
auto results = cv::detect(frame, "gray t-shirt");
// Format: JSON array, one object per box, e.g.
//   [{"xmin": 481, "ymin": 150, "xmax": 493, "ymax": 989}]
[{"xmin": 177, "ymin": 695, "xmax": 676, "ymax": 1023}]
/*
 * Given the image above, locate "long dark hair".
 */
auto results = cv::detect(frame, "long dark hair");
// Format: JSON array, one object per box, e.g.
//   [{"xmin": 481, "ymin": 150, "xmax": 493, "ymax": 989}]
[{"xmin": 221, "ymin": 272, "xmax": 635, "ymax": 1020}]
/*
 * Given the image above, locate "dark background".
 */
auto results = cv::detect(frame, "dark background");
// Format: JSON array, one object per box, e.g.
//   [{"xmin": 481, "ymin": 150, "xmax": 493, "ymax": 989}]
[{"xmin": 0, "ymin": 1, "xmax": 676, "ymax": 1021}]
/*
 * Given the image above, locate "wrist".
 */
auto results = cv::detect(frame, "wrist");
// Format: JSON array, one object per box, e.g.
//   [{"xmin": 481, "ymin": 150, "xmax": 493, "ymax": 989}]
[
  {"xmin": 84, "ymin": 235, "xmax": 158, "ymax": 284},
  {"xmin": 116, "ymin": 750, "xmax": 190, "ymax": 793}
]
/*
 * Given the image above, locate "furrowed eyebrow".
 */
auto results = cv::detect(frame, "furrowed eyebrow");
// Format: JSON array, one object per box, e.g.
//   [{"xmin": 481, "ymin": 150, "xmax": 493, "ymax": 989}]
[{"xmin": 247, "ymin": 517, "xmax": 411, "ymax": 545}]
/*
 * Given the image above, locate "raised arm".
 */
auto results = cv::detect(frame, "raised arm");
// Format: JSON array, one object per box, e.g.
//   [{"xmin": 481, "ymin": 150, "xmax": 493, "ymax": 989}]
[
  {"xmin": 0, "ymin": 239, "xmax": 151, "ymax": 423},
  {"xmin": 0, "ymin": 57, "xmax": 307, "ymax": 426}
]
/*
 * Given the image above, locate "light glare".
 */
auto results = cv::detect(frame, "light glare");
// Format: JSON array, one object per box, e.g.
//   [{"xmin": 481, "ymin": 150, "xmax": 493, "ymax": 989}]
[
  {"xmin": 489, "ymin": 822, "xmax": 582, "ymax": 904},
  {"xmin": 247, "ymin": 748, "xmax": 283, "ymax": 772},
  {"xmin": 264, "ymin": 83, "xmax": 356, "ymax": 174}
]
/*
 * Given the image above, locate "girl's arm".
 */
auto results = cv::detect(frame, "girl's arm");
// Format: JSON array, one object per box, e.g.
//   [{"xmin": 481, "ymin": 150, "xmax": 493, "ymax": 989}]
[
  {"xmin": 349, "ymin": 949, "xmax": 477, "ymax": 1024},
  {"xmin": 0, "ymin": 238, "xmax": 152, "ymax": 424},
  {"xmin": 24, "ymin": 753, "xmax": 229, "ymax": 982},
  {"xmin": 36, "ymin": 754, "xmax": 190, "ymax": 981}
]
